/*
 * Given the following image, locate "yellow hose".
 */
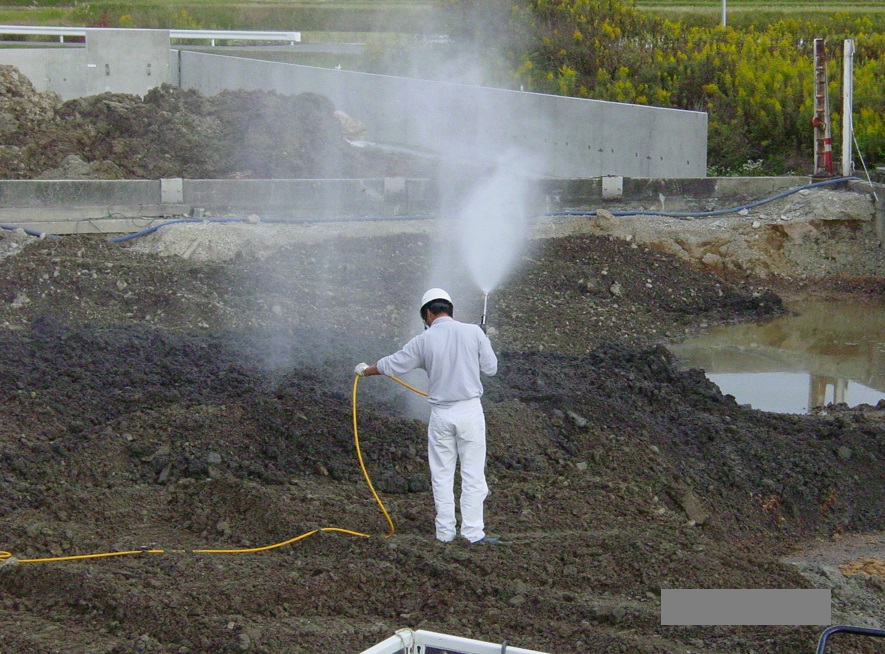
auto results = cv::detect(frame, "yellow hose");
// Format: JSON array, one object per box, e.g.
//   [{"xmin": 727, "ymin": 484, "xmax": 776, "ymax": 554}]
[
  {"xmin": 352, "ymin": 375, "xmax": 396, "ymax": 538},
  {"xmin": 192, "ymin": 527, "xmax": 370, "ymax": 554},
  {"xmin": 1, "ymin": 549, "xmax": 165, "ymax": 564},
  {"xmin": 387, "ymin": 375, "xmax": 429, "ymax": 398},
  {"xmin": 0, "ymin": 372, "xmax": 425, "ymax": 565}
]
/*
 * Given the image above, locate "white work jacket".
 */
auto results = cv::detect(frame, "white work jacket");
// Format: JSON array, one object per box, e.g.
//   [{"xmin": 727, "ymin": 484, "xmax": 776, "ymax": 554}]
[{"xmin": 376, "ymin": 316, "xmax": 497, "ymax": 407}]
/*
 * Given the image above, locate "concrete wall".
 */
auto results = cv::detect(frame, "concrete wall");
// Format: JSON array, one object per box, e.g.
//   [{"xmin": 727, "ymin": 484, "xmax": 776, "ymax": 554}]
[
  {"xmin": 0, "ymin": 29, "xmax": 708, "ymax": 179},
  {"xmin": 177, "ymin": 51, "xmax": 707, "ymax": 179},
  {"xmin": 1, "ymin": 46, "xmax": 79, "ymax": 98},
  {"xmin": 0, "ymin": 179, "xmax": 160, "ymax": 206},
  {"xmin": 0, "ymin": 178, "xmax": 431, "ymax": 235},
  {"xmin": 83, "ymin": 29, "xmax": 172, "ymax": 97},
  {"xmin": 0, "ymin": 176, "xmax": 841, "ymax": 237},
  {"xmin": 1, "ymin": 29, "xmax": 172, "ymax": 99}
]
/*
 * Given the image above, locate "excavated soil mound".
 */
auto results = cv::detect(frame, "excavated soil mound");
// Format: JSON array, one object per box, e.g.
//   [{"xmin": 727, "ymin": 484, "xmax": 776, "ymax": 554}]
[
  {"xmin": 0, "ymin": 62, "xmax": 883, "ymax": 654},
  {"xmin": 0, "ymin": 226, "xmax": 883, "ymax": 654},
  {"xmin": 0, "ymin": 65, "xmax": 429, "ymax": 181}
]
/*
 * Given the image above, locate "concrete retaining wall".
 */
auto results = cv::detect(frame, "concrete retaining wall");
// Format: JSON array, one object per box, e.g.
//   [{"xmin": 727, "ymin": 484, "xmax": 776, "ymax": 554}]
[
  {"xmin": 0, "ymin": 29, "xmax": 709, "ymax": 180},
  {"xmin": 177, "ymin": 51, "xmax": 707, "ymax": 180},
  {"xmin": 0, "ymin": 179, "xmax": 160, "ymax": 206},
  {"xmin": 1, "ymin": 29, "xmax": 172, "ymax": 99},
  {"xmin": 538, "ymin": 176, "xmax": 814, "ymax": 209},
  {"xmin": 0, "ymin": 178, "xmax": 432, "ymax": 235},
  {"xmin": 0, "ymin": 176, "xmax": 832, "ymax": 236}
]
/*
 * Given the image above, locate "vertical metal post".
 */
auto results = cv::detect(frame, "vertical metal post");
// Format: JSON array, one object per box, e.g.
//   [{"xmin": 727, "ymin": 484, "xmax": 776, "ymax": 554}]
[
  {"xmin": 841, "ymin": 39, "xmax": 855, "ymax": 178},
  {"xmin": 721, "ymin": 0, "xmax": 727, "ymax": 26},
  {"xmin": 876, "ymin": 194, "xmax": 884, "ymax": 248},
  {"xmin": 812, "ymin": 39, "xmax": 833, "ymax": 177}
]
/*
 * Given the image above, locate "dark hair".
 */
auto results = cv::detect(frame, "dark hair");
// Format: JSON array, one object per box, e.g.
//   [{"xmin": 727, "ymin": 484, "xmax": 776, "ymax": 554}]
[{"xmin": 421, "ymin": 299, "xmax": 453, "ymax": 320}]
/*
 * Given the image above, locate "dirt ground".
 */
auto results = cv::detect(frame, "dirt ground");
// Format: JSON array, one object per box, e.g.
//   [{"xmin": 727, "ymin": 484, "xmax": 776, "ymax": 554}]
[{"xmin": 0, "ymin": 65, "xmax": 884, "ymax": 654}]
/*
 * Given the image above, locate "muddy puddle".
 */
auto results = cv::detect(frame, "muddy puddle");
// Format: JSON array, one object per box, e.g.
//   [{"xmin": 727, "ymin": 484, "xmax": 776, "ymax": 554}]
[{"xmin": 669, "ymin": 298, "xmax": 885, "ymax": 414}]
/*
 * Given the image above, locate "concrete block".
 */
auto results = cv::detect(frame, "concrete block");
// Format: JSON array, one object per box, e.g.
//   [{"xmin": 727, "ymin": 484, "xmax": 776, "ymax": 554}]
[
  {"xmin": 384, "ymin": 177, "xmax": 406, "ymax": 198},
  {"xmin": 161, "ymin": 178, "xmax": 184, "ymax": 204},
  {"xmin": 85, "ymin": 29, "xmax": 171, "ymax": 98},
  {"xmin": 602, "ymin": 175, "xmax": 623, "ymax": 199}
]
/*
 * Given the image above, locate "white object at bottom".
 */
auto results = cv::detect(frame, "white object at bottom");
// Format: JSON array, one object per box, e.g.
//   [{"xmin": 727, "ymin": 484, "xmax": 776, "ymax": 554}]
[{"xmin": 359, "ymin": 628, "xmax": 550, "ymax": 654}]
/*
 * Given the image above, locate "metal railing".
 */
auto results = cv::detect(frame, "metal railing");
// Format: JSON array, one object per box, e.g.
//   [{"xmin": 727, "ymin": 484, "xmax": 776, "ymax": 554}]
[
  {"xmin": 0, "ymin": 25, "xmax": 300, "ymax": 45},
  {"xmin": 816, "ymin": 625, "xmax": 885, "ymax": 654}
]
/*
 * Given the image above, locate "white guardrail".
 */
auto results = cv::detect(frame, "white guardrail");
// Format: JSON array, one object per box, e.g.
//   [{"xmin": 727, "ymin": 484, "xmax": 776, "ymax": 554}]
[{"xmin": 0, "ymin": 25, "xmax": 300, "ymax": 45}]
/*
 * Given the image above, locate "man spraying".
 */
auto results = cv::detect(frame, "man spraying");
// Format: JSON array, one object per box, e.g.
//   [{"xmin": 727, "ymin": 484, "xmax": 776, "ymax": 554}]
[{"xmin": 355, "ymin": 288, "xmax": 499, "ymax": 545}]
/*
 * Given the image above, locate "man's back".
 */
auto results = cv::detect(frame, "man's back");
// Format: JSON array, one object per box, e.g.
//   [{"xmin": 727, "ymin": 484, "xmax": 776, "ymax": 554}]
[{"xmin": 376, "ymin": 316, "xmax": 497, "ymax": 406}]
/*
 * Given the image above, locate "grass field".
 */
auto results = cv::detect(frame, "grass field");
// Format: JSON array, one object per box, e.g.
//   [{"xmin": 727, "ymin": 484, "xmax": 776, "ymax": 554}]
[
  {"xmin": 1, "ymin": 0, "xmax": 880, "ymax": 33},
  {"xmin": 0, "ymin": 1, "xmax": 443, "ymax": 34},
  {"xmin": 637, "ymin": 0, "xmax": 882, "ymax": 7},
  {"xmin": 0, "ymin": 0, "xmax": 881, "ymax": 71},
  {"xmin": 636, "ymin": 1, "xmax": 885, "ymax": 22}
]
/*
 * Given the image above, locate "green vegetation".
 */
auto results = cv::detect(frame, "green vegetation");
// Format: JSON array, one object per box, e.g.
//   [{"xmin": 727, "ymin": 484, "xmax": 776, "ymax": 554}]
[
  {"xmin": 0, "ymin": 8, "xmax": 70, "ymax": 24},
  {"xmin": 0, "ymin": 1, "xmax": 442, "ymax": 33},
  {"xmin": 445, "ymin": 0, "xmax": 885, "ymax": 173},
  {"xmin": 636, "ymin": 3, "xmax": 885, "ymax": 33}
]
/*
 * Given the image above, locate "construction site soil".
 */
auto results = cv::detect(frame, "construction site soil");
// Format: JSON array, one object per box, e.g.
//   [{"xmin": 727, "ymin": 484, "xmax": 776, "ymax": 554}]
[{"xmin": 0, "ymin": 65, "xmax": 884, "ymax": 654}]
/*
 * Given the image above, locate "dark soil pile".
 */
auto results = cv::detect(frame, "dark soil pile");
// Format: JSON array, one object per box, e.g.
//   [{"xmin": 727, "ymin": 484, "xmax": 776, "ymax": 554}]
[
  {"xmin": 0, "ymin": 228, "xmax": 882, "ymax": 654},
  {"xmin": 0, "ymin": 65, "xmax": 428, "ymax": 181}
]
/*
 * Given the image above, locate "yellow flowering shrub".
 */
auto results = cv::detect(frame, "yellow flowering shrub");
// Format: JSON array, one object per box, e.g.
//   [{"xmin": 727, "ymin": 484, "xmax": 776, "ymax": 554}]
[{"xmin": 462, "ymin": 0, "xmax": 885, "ymax": 171}]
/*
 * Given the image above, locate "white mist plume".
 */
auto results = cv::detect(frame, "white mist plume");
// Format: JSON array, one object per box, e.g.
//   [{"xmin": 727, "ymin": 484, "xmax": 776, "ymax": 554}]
[{"xmin": 455, "ymin": 150, "xmax": 535, "ymax": 295}]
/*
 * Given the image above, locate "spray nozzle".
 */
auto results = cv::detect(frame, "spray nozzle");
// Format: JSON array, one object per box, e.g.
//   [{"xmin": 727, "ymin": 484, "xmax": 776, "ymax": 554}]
[{"xmin": 480, "ymin": 293, "xmax": 489, "ymax": 334}]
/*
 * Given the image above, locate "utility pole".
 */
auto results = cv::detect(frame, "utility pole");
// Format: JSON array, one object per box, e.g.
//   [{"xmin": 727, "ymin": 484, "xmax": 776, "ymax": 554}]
[{"xmin": 842, "ymin": 39, "xmax": 855, "ymax": 178}]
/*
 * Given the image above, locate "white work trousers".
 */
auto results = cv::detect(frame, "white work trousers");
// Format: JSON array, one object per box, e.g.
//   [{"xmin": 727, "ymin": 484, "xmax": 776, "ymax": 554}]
[{"xmin": 427, "ymin": 397, "xmax": 489, "ymax": 543}]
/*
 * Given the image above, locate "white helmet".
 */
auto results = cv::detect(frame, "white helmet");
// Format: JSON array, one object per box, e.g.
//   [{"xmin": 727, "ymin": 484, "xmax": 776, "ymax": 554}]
[{"xmin": 420, "ymin": 288, "xmax": 452, "ymax": 313}]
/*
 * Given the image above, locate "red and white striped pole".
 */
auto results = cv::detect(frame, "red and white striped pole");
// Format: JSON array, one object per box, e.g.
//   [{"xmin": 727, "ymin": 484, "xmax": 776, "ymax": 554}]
[{"xmin": 812, "ymin": 38, "xmax": 833, "ymax": 177}]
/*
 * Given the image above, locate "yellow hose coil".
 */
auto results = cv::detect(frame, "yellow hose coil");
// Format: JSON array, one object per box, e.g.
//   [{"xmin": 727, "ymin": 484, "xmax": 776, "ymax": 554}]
[{"xmin": 0, "ymin": 373, "xmax": 425, "ymax": 564}]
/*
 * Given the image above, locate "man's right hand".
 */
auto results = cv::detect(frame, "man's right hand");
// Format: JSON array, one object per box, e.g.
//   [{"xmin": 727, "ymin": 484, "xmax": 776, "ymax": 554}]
[{"xmin": 354, "ymin": 362, "xmax": 370, "ymax": 377}]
